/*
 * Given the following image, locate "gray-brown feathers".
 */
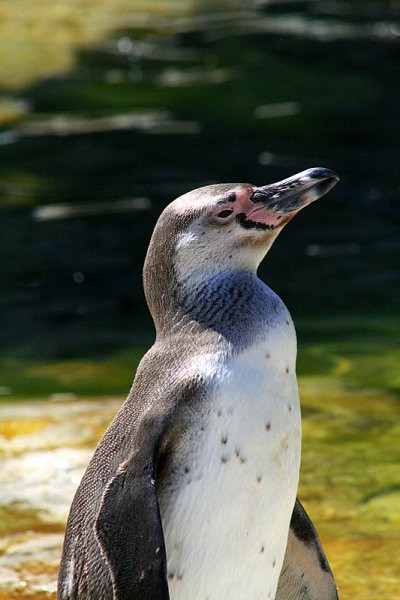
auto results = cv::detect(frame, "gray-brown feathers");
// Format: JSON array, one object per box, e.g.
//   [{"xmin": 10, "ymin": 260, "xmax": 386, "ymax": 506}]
[
  {"xmin": 58, "ymin": 344, "xmax": 208, "ymax": 599},
  {"xmin": 58, "ymin": 174, "xmax": 339, "ymax": 600},
  {"xmin": 276, "ymin": 500, "xmax": 338, "ymax": 600}
]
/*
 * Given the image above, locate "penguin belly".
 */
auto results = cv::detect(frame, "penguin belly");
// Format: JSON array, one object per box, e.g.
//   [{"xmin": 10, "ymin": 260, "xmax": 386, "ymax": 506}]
[{"xmin": 158, "ymin": 327, "xmax": 301, "ymax": 600}]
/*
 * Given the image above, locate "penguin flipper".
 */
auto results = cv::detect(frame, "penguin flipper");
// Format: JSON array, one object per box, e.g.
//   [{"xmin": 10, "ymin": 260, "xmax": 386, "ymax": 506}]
[
  {"xmin": 276, "ymin": 498, "xmax": 338, "ymax": 600},
  {"xmin": 94, "ymin": 441, "xmax": 170, "ymax": 600}
]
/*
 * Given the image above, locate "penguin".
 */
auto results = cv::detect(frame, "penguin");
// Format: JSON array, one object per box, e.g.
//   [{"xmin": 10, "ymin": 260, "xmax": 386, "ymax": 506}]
[{"xmin": 58, "ymin": 168, "xmax": 339, "ymax": 600}]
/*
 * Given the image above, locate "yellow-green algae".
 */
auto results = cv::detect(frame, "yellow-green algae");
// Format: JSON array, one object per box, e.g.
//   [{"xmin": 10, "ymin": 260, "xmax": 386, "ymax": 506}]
[
  {"xmin": 0, "ymin": 367, "xmax": 399, "ymax": 598},
  {"xmin": 298, "ymin": 376, "xmax": 400, "ymax": 599},
  {"xmin": 0, "ymin": 0, "xmax": 192, "ymax": 90}
]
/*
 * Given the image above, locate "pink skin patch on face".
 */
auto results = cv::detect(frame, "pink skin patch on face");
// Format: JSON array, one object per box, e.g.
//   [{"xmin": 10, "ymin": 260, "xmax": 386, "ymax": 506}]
[
  {"xmin": 214, "ymin": 186, "xmax": 293, "ymax": 229},
  {"xmin": 212, "ymin": 168, "xmax": 339, "ymax": 229},
  {"xmin": 214, "ymin": 181, "xmax": 327, "ymax": 229},
  {"xmin": 244, "ymin": 200, "xmax": 296, "ymax": 228}
]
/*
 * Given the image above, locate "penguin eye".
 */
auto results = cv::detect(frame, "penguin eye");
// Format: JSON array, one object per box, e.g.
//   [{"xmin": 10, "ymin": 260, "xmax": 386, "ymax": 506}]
[{"xmin": 216, "ymin": 209, "xmax": 233, "ymax": 219}]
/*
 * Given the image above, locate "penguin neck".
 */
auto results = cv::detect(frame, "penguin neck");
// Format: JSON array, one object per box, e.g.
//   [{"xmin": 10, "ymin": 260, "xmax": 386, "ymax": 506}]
[
  {"xmin": 143, "ymin": 208, "xmax": 194, "ymax": 337},
  {"xmin": 147, "ymin": 259, "xmax": 286, "ymax": 350},
  {"xmin": 177, "ymin": 270, "xmax": 284, "ymax": 342},
  {"xmin": 143, "ymin": 213, "xmax": 286, "ymax": 346}
]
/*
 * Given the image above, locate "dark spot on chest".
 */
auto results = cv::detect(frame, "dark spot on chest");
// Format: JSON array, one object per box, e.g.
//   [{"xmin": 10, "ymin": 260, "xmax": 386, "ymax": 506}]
[
  {"xmin": 168, "ymin": 572, "xmax": 183, "ymax": 581},
  {"xmin": 235, "ymin": 448, "xmax": 246, "ymax": 463}
]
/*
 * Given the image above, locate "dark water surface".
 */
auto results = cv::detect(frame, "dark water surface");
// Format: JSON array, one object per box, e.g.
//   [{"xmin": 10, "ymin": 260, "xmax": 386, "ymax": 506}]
[
  {"xmin": 0, "ymin": 1, "xmax": 399, "ymax": 598},
  {"xmin": 0, "ymin": 0, "xmax": 399, "ymax": 373}
]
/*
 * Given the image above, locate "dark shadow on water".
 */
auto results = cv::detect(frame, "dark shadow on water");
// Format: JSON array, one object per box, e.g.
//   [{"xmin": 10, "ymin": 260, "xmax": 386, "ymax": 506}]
[{"xmin": 0, "ymin": 1, "xmax": 399, "ymax": 367}]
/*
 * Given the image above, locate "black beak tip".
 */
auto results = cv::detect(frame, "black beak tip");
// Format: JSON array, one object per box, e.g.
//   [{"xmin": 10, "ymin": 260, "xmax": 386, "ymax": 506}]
[
  {"xmin": 304, "ymin": 168, "xmax": 340, "ymax": 198},
  {"xmin": 251, "ymin": 167, "xmax": 340, "ymax": 207},
  {"xmin": 306, "ymin": 167, "xmax": 340, "ymax": 183}
]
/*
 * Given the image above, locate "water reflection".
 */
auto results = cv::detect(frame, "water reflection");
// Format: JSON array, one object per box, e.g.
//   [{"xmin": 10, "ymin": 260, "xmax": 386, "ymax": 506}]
[
  {"xmin": 0, "ymin": 3, "xmax": 397, "ymax": 361},
  {"xmin": 0, "ymin": 0, "xmax": 399, "ymax": 361},
  {"xmin": 5, "ymin": 111, "xmax": 200, "ymax": 140}
]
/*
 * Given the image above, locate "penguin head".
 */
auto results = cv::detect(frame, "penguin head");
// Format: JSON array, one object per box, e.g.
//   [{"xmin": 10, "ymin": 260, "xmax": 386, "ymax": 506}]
[
  {"xmin": 144, "ymin": 169, "xmax": 338, "ymax": 328},
  {"xmin": 160, "ymin": 168, "xmax": 339, "ymax": 282}
]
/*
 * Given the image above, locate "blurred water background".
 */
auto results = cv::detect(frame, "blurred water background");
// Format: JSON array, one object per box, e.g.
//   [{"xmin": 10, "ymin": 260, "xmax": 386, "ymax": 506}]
[{"xmin": 0, "ymin": 1, "xmax": 399, "ymax": 598}]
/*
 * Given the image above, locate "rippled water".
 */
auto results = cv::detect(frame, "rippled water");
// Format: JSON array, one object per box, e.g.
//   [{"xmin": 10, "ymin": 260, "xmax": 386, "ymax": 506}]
[
  {"xmin": 0, "ymin": 1, "xmax": 399, "ymax": 598},
  {"xmin": 0, "ymin": 0, "xmax": 399, "ymax": 361}
]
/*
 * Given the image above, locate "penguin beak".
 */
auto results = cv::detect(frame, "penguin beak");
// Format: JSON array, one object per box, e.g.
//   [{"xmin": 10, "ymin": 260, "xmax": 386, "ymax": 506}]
[{"xmin": 250, "ymin": 168, "xmax": 339, "ymax": 217}]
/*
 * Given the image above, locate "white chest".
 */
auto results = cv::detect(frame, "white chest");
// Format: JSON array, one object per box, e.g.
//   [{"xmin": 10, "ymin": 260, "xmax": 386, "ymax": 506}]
[{"xmin": 159, "ymin": 326, "xmax": 301, "ymax": 600}]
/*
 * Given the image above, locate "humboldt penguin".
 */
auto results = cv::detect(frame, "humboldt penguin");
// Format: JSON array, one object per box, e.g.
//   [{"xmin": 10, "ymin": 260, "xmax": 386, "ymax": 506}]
[{"xmin": 58, "ymin": 168, "xmax": 339, "ymax": 600}]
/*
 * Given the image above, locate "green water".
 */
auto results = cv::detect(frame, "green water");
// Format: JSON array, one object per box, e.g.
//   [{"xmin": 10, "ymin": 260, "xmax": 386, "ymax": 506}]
[{"xmin": 0, "ymin": 0, "xmax": 399, "ymax": 598}]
